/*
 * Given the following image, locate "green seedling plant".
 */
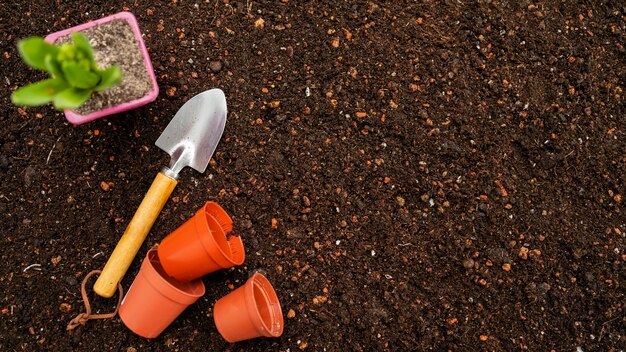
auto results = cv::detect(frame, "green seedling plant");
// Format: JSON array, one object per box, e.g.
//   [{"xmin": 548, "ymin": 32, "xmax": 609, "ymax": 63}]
[{"xmin": 11, "ymin": 33, "xmax": 122, "ymax": 110}]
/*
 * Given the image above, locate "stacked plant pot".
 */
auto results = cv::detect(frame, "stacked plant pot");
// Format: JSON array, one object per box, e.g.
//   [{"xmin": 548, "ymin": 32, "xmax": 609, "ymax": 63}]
[{"xmin": 119, "ymin": 202, "xmax": 284, "ymax": 342}]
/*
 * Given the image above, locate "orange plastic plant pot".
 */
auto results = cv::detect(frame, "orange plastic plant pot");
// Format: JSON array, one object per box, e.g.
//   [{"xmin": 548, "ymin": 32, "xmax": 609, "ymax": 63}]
[
  {"xmin": 158, "ymin": 202, "xmax": 245, "ymax": 281},
  {"xmin": 118, "ymin": 249, "xmax": 205, "ymax": 338},
  {"xmin": 213, "ymin": 272, "xmax": 284, "ymax": 342}
]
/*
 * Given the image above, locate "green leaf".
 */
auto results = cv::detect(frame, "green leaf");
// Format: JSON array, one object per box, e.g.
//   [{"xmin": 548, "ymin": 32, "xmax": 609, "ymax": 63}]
[
  {"xmin": 57, "ymin": 43, "xmax": 75, "ymax": 61},
  {"xmin": 71, "ymin": 32, "xmax": 94, "ymax": 61},
  {"xmin": 95, "ymin": 66, "xmax": 122, "ymax": 91},
  {"xmin": 17, "ymin": 37, "xmax": 60, "ymax": 71},
  {"xmin": 44, "ymin": 54, "xmax": 63, "ymax": 78},
  {"xmin": 11, "ymin": 78, "xmax": 69, "ymax": 106},
  {"xmin": 53, "ymin": 87, "xmax": 92, "ymax": 110},
  {"xmin": 78, "ymin": 59, "xmax": 91, "ymax": 71},
  {"xmin": 61, "ymin": 61, "xmax": 99, "ymax": 89}
]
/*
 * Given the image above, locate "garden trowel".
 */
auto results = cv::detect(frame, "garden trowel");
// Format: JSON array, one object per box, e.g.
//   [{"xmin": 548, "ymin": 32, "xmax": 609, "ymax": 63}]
[{"xmin": 94, "ymin": 89, "xmax": 227, "ymax": 298}]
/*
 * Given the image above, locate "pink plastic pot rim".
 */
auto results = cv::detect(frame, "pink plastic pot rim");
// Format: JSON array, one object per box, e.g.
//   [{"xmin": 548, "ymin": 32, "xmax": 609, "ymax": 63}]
[
  {"xmin": 43, "ymin": 11, "xmax": 159, "ymax": 125},
  {"xmin": 244, "ymin": 273, "xmax": 284, "ymax": 337},
  {"xmin": 142, "ymin": 250, "xmax": 205, "ymax": 306}
]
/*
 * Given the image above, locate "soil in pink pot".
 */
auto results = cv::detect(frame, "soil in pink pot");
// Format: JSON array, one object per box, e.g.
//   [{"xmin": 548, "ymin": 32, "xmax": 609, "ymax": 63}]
[{"xmin": 54, "ymin": 20, "xmax": 153, "ymax": 116}]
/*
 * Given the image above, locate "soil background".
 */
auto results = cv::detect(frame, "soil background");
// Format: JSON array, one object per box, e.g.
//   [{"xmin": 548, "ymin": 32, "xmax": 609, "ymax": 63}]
[{"xmin": 1, "ymin": 1, "xmax": 625, "ymax": 351}]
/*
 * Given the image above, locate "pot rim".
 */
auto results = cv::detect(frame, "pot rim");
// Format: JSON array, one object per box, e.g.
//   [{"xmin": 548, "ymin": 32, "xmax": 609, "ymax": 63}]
[
  {"xmin": 244, "ymin": 272, "xmax": 284, "ymax": 337},
  {"xmin": 142, "ymin": 249, "xmax": 205, "ymax": 305}
]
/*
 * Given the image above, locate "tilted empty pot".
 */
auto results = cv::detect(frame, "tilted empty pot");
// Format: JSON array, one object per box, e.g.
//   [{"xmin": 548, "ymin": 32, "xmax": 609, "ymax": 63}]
[
  {"xmin": 118, "ymin": 249, "xmax": 205, "ymax": 338},
  {"xmin": 158, "ymin": 202, "xmax": 245, "ymax": 282},
  {"xmin": 213, "ymin": 272, "xmax": 284, "ymax": 342}
]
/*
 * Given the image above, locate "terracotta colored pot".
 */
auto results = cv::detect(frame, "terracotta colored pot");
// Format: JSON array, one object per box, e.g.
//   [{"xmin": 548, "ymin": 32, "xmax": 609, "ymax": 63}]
[
  {"xmin": 119, "ymin": 249, "xmax": 205, "ymax": 338},
  {"xmin": 158, "ymin": 202, "xmax": 245, "ymax": 282},
  {"xmin": 44, "ymin": 12, "xmax": 159, "ymax": 125},
  {"xmin": 213, "ymin": 272, "xmax": 284, "ymax": 342}
]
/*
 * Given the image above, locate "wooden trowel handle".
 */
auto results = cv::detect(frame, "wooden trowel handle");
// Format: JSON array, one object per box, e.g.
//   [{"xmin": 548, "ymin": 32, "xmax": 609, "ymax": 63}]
[{"xmin": 94, "ymin": 172, "xmax": 178, "ymax": 298}]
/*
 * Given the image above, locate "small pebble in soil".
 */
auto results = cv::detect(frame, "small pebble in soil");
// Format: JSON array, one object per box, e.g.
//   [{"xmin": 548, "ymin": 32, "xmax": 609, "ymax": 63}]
[
  {"xmin": 539, "ymin": 282, "xmax": 551, "ymax": 294},
  {"xmin": 23, "ymin": 165, "xmax": 36, "ymax": 187},
  {"xmin": 0, "ymin": 155, "xmax": 8, "ymax": 170},
  {"xmin": 488, "ymin": 247, "xmax": 510, "ymax": 264},
  {"xmin": 518, "ymin": 247, "xmax": 529, "ymax": 260},
  {"xmin": 396, "ymin": 196, "xmax": 405, "ymax": 207},
  {"xmin": 268, "ymin": 100, "xmax": 281, "ymax": 109},
  {"xmin": 287, "ymin": 309, "xmax": 296, "ymax": 318},
  {"xmin": 65, "ymin": 276, "xmax": 78, "ymax": 286},
  {"xmin": 209, "ymin": 60, "xmax": 223, "ymax": 72},
  {"xmin": 462, "ymin": 258, "xmax": 475, "ymax": 269}
]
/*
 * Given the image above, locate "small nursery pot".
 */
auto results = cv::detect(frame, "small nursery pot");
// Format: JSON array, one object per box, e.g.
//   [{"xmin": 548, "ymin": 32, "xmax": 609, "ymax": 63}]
[
  {"xmin": 118, "ymin": 249, "xmax": 205, "ymax": 338},
  {"xmin": 213, "ymin": 272, "xmax": 284, "ymax": 342},
  {"xmin": 44, "ymin": 12, "xmax": 158, "ymax": 125},
  {"xmin": 157, "ymin": 202, "xmax": 245, "ymax": 282}
]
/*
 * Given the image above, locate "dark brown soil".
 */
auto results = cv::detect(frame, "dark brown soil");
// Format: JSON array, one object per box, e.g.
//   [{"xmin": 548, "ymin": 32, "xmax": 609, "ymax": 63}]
[
  {"xmin": 56, "ymin": 20, "xmax": 153, "ymax": 115},
  {"xmin": 1, "ymin": 1, "xmax": 625, "ymax": 351}
]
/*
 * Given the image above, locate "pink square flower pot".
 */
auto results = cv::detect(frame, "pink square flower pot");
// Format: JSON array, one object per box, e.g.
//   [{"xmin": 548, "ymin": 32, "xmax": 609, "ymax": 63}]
[{"xmin": 44, "ymin": 12, "xmax": 159, "ymax": 125}]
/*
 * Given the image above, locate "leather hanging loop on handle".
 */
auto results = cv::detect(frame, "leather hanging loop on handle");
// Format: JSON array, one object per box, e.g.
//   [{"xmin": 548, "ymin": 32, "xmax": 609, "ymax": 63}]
[{"xmin": 67, "ymin": 270, "xmax": 124, "ymax": 331}]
